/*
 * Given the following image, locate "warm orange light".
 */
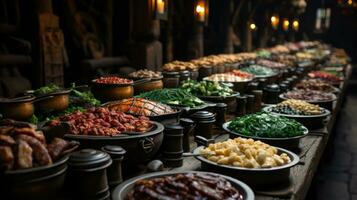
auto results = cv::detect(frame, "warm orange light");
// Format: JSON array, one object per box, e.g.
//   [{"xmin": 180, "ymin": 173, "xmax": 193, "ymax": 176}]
[
  {"xmin": 249, "ymin": 23, "xmax": 257, "ymax": 30},
  {"xmin": 283, "ymin": 19, "xmax": 290, "ymax": 31},
  {"xmin": 157, "ymin": 0, "xmax": 165, "ymax": 14},
  {"xmin": 348, "ymin": 0, "xmax": 353, "ymax": 5},
  {"xmin": 271, "ymin": 15, "xmax": 279, "ymax": 29},
  {"xmin": 196, "ymin": 2, "xmax": 206, "ymax": 22},
  {"xmin": 196, "ymin": 5, "xmax": 205, "ymax": 13},
  {"xmin": 292, "ymin": 20, "xmax": 299, "ymax": 31}
]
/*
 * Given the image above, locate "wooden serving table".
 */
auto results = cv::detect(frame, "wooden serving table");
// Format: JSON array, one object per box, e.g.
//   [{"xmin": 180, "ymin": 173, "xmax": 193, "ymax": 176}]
[{"xmin": 167, "ymin": 65, "xmax": 352, "ymax": 200}]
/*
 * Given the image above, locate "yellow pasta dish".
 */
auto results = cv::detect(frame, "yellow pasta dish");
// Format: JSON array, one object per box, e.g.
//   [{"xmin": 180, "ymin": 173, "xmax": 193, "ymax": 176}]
[{"xmin": 199, "ymin": 137, "xmax": 291, "ymax": 168}]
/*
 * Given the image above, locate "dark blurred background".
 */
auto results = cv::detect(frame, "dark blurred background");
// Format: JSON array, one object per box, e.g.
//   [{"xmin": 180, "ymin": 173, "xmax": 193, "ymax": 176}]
[{"xmin": 0, "ymin": 0, "xmax": 356, "ymax": 97}]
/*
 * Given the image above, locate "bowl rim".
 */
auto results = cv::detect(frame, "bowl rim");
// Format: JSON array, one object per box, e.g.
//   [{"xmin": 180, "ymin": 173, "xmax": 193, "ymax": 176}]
[
  {"xmin": 197, "ymin": 92, "xmax": 240, "ymax": 100},
  {"xmin": 4, "ymin": 155, "xmax": 69, "ymax": 175},
  {"xmin": 129, "ymin": 76, "xmax": 163, "ymax": 81},
  {"xmin": 91, "ymin": 77, "xmax": 134, "ymax": 87},
  {"xmin": 262, "ymin": 105, "xmax": 331, "ymax": 118},
  {"xmin": 293, "ymin": 86, "xmax": 340, "ymax": 94},
  {"xmin": 102, "ymin": 100, "xmax": 182, "ymax": 118},
  {"xmin": 0, "ymin": 96, "xmax": 36, "ymax": 103},
  {"xmin": 194, "ymin": 145, "xmax": 300, "ymax": 172},
  {"xmin": 64, "ymin": 121, "xmax": 164, "ymax": 140},
  {"xmin": 222, "ymin": 121, "xmax": 309, "ymax": 141},
  {"xmin": 279, "ymin": 92, "xmax": 337, "ymax": 103},
  {"xmin": 111, "ymin": 170, "xmax": 255, "ymax": 200},
  {"xmin": 34, "ymin": 89, "xmax": 71, "ymax": 100},
  {"xmin": 203, "ymin": 77, "xmax": 254, "ymax": 83},
  {"xmin": 240, "ymin": 66, "xmax": 279, "ymax": 78},
  {"xmin": 169, "ymin": 102, "xmax": 216, "ymax": 111}
]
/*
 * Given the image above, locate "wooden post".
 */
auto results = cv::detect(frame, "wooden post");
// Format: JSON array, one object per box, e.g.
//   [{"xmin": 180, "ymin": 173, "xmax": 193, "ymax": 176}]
[
  {"xmin": 163, "ymin": 0, "xmax": 174, "ymax": 63},
  {"xmin": 34, "ymin": 0, "xmax": 67, "ymax": 86},
  {"xmin": 258, "ymin": 11, "xmax": 270, "ymax": 48},
  {"xmin": 129, "ymin": 0, "xmax": 162, "ymax": 70},
  {"xmin": 213, "ymin": 0, "xmax": 234, "ymax": 53},
  {"xmin": 240, "ymin": 0, "xmax": 253, "ymax": 51},
  {"xmin": 185, "ymin": 0, "xmax": 204, "ymax": 59}
]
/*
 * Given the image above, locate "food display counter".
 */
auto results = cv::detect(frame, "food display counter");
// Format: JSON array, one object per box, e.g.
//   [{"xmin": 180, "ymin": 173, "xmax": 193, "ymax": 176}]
[{"xmin": 0, "ymin": 41, "xmax": 351, "ymax": 200}]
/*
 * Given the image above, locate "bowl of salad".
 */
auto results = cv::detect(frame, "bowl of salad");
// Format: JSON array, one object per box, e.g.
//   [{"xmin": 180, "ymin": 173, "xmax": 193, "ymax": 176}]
[
  {"xmin": 203, "ymin": 73, "xmax": 253, "ymax": 93},
  {"xmin": 181, "ymin": 80, "xmax": 239, "ymax": 104}
]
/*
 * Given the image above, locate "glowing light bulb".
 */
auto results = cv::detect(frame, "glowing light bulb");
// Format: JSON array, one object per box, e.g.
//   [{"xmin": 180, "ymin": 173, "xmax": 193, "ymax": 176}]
[
  {"xmin": 271, "ymin": 15, "xmax": 279, "ymax": 29},
  {"xmin": 292, "ymin": 20, "xmax": 299, "ymax": 31},
  {"xmin": 195, "ymin": 3, "xmax": 206, "ymax": 22}
]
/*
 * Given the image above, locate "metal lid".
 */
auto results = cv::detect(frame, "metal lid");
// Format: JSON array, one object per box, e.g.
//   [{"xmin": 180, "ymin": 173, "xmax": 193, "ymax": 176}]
[
  {"xmin": 101, "ymin": 146, "xmax": 126, "ymax": 159},
  {"xmin": 162, "ymin": 71, "xmax": 180, "ymax": 78},
  {"xmin": 180, "ymin": 118, "xmax": 194, "ymax": 125},
  {"xmin": 216, "ymin": 103, "xmax": 227, "ymax": 108},
  {"xmin": 190, "ymin": 111, "xmax": 215, "ymax": 122},
  {"xmin": 286, "ymin": 77, "xmax": 294, "ymax": 82},
  {"xmin": 164, "ymin": 123, "xmax": 183, "ymax": 130},
  {"xmin": 264, "ymin": 84, "xmax": 280, "ymax": 92},
  {"xmin": 179, "ymin": 70, "xmax": 190, "ymax": 76},
  {"xmin": 279, "ymin": 83, "xmax": 289, "ymax": 92},
  {"xmin": 68, "ymin": 149, "xmax": 112, "ymax": 170},
  {"xmin": 281, "ymin": 80, "xmax": 291, "ymax": 86}
]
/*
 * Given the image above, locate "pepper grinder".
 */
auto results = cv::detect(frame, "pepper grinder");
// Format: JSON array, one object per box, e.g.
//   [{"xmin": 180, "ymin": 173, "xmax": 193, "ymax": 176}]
[
  {"xmin": 263, "ymin": 84, "xmax": 281, "ymax": 104},
  {"xmin": 246, "ymin": 94, "xmax": 255, "ymax": 114},
  {"xmin": 258, "ymin": 78, "xmax": 267, "ymax": 90},
  {"xmin": 189, "ymin": 111, "xmax": 216, "ymax": 139},
  {"xmin": 101, "ymin": 146, "xmax": 126, "ymax": 191},
  {"xmin": 65, "ymin": 149, "xmax": 112, "ymax": 200},
  {"xmin": 252, "ymin": 90, "xmax": 263, "ymax": 112},
  {"xmin": 236, "ymin": 95, "xmax": 247, "ymax": 117},
  {"xmin": 162, "ymin": 123, "xmax": 184, "ymax": 167},
  {"xmin": 247, "ymin": 81, "xmax": 259, "ymax": 93},
  {"xmin": 214, "ymin": 103, "xmax": 227, "ymax": 128},
  {"xmin": 180, "ymin": 118, "xmax": 195, "ymax": 152}
]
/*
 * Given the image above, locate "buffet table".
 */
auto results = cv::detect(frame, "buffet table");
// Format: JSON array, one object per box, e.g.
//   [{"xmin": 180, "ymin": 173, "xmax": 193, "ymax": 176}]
[
  {"xmin": 169, "ymin": 64, "xmax": 351, "ymax": 200},
  {"xmin": 1, "ymin": 41, "xmax": 350, "ymax": 200}
]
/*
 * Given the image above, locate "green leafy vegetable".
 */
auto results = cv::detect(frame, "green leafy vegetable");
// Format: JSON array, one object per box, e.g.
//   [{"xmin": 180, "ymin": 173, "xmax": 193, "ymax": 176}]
[
  {"xmin": 70, "ymin": 83, "xmax": 100, "ymax": 106},
  {"xmin": 34, "ymin": 84, "xmax": 61, "ymax": 96},
  {"xmin": 137, "ymin": 88, "xmax": 204, "ymax": 107},
  {"xmin": 181, "ymin": 80, "xmax": 234, "ymax": 97},
  {"xmin": 228, "ymin": 112, "xmax": 305, "ymax": 138},
  {"xmin": 28, "ymin": 84, "xmax": 100, "ymax": 123},
  {"xmin": 241, "ymin": 65, "xmax": 275, "ymax": 76},
  {"xmin": 256, "ymin": 50, "xmax": 271, "ymax": 59}
]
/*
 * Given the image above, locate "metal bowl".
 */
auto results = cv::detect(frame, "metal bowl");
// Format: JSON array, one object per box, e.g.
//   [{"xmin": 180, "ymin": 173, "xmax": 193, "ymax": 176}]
[
  {"xmin": 34, "ymin": 90, "xmax": 70, "ymax": 113},
  {"xmin": 112, "ymin": 171, "xmax": 255, "ymax": 200},
  {"xmin": 0, "ymin": 96, "xmax": 35, "ymax": 121},
  {"xmin": 170, "ymin": 102, "xmax": 217, "ymax": 116},
  {"xmin": 198, "ymin": 92, "xmax": 240, "ymax": 104},
  {"xmin": 1, "ymin": 156, "xmax": 68, "ymax": 200},
  {"xmin": 203, "ymin": 79, "xmax": 253, "ymax": 94},
  {"xmin": 64, "ymin": 121, "xmax": 164, "ymax": 167},
  {"xmin": 253, "ymin": 72, "xmax": 279, "ymax": 84},
  {"xmin": 148, "ymin": 109, "xmax": 182, "ymax": 125},
  {"xmin": 194, "ymin": 146, "xmax": 299, "ymax": 189},
  {"xmin": 263, "ymin": 105, "xmax": 331, "ymax": 129},
  {"xmin": 131, "ymin": 77, "xmax": 164, "ymax": 95},
  {"xmin": 222, "ymin": 121, "xmax": 309, "ymax": 151},
  {"xmin": 91, "ymin": 80, "xmax": 134, "ymax": 103},
  {"xmin": 279, "ymin": 93, "xmax": 337, "ymax": 111}
]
